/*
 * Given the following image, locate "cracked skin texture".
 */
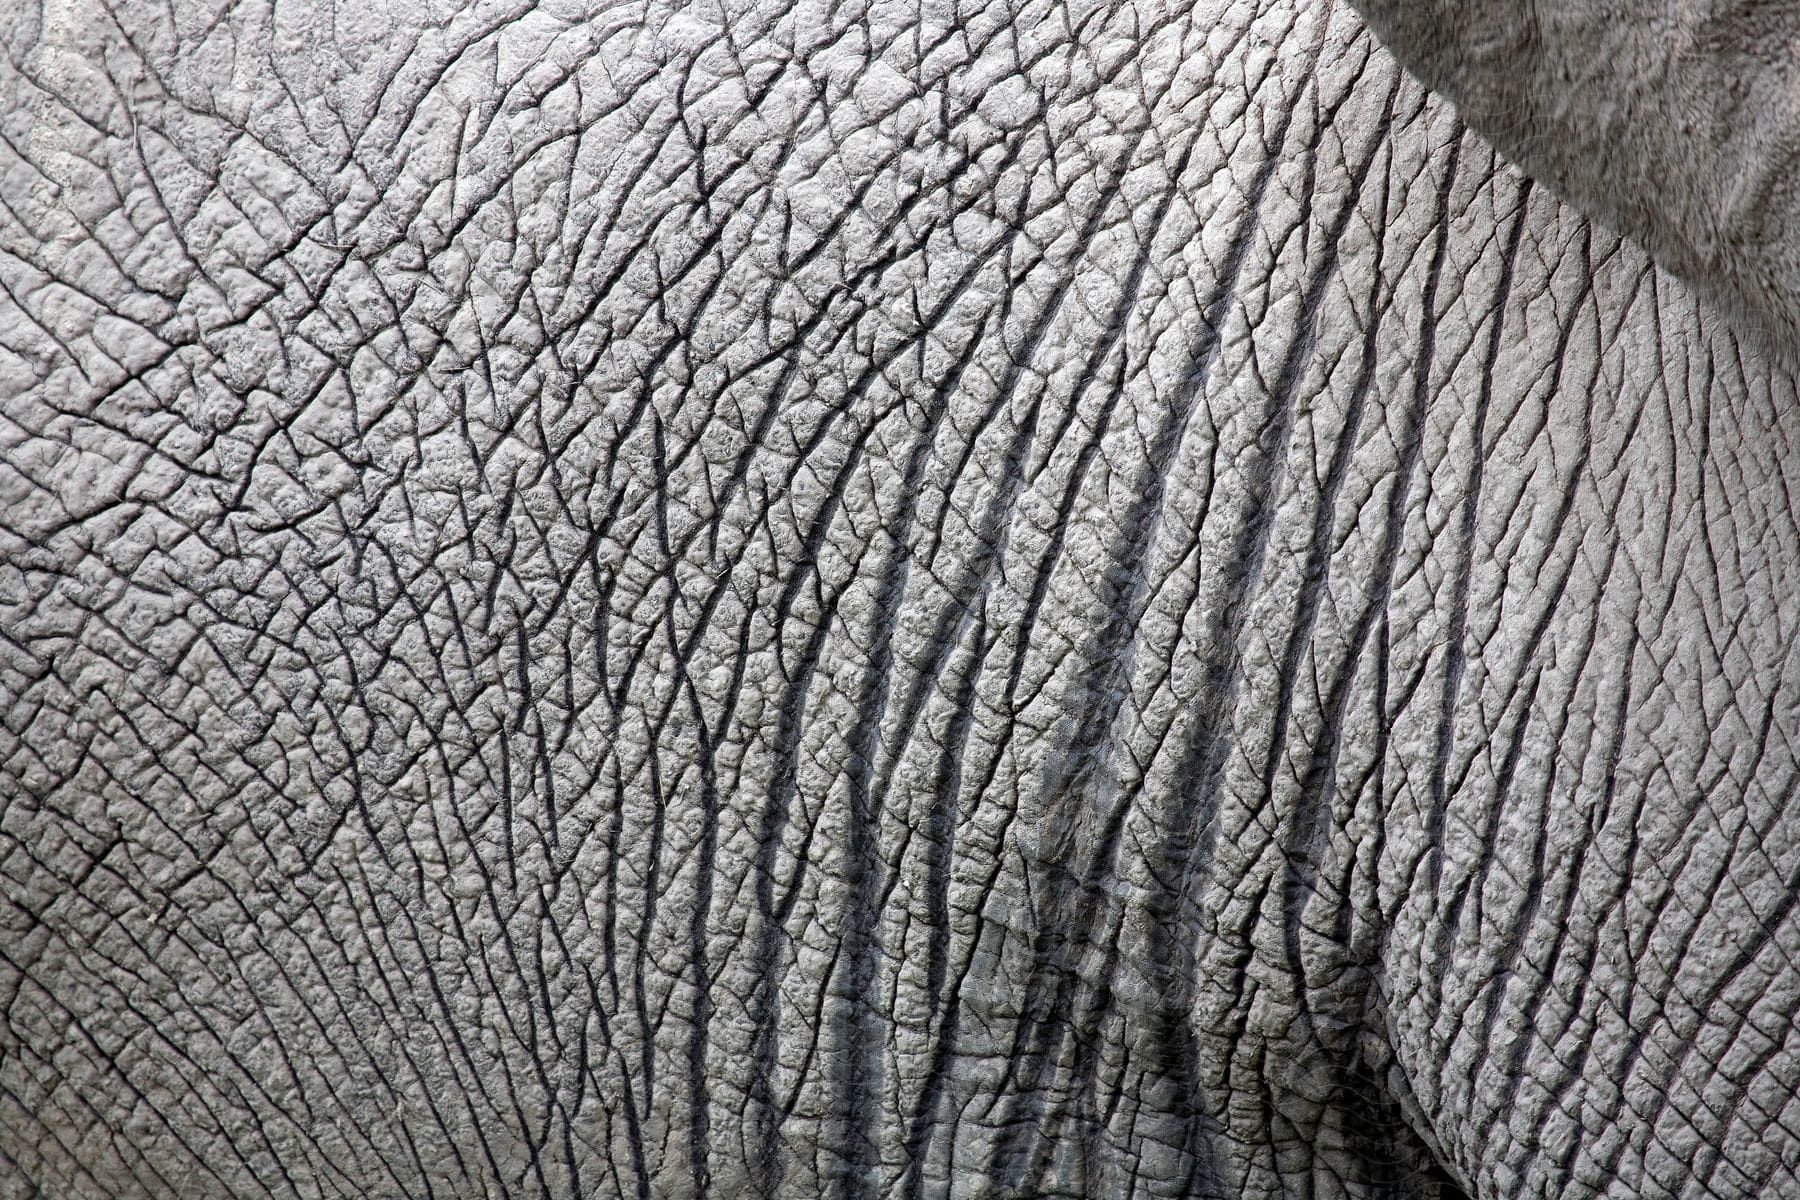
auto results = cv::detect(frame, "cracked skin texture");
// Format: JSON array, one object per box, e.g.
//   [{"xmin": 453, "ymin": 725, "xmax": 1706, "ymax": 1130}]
[
  {"xmin": 1347, "ymin": 0, "xmax": 1800, "ymax": 364},
  {"xmin": 4, "ymin": 0, "xmax": 1800, "ymax": 1197}
]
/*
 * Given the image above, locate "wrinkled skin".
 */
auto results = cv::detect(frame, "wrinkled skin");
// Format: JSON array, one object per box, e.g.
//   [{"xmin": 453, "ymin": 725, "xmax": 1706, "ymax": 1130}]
[
  {"xmin": 4, "ymin": 0, "xmax": 1799, "ymax": 1197},
  {"xmin": 1351, "ymin": 0, "xmax": 1800, "ymax": 362}
]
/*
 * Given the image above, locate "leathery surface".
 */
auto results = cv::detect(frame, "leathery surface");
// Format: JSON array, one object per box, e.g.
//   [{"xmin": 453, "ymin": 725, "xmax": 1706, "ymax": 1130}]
[{"xmin": 4, "ymin": 0, "xmax": 1800, "ymax": 1197}]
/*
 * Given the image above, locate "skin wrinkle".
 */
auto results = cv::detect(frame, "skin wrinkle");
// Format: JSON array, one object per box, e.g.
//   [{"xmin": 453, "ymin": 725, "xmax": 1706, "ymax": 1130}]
[{"xmin": 4, "ymin": 0, "xmax": 1800, "ymax": 1197}]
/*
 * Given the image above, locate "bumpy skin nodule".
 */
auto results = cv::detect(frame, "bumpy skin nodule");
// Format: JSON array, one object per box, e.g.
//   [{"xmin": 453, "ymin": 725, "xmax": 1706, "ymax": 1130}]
[{"xmin": 3, "ymin": 1, "xmax": 1799, "ymax": 1198}]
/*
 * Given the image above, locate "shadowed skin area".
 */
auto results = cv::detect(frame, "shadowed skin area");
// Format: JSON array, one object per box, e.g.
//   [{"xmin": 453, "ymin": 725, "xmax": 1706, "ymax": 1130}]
[{"xmin": 2, "ymin": 0, "xmax": 1799, "ymax": 1197}]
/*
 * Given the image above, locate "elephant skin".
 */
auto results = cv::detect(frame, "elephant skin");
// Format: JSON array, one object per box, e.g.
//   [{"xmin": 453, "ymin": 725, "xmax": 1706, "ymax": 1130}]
[
  {"xmin": 1346, "ymin": 0, "xmax": 1800, "ymax": 364},
  {"xmin": 2, "ymin": 0, "xmax": 1798, "ymax": 1197}
]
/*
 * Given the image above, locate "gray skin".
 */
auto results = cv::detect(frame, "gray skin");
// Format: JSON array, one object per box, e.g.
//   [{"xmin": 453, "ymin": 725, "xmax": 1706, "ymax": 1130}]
[
  {"xmin": 1351, "ymin": 0, "xmax": 1800, "ymax": 363},
  {"xmin": 3, "ymin": 0, "xmax": 1798, "ymax": 1197}
]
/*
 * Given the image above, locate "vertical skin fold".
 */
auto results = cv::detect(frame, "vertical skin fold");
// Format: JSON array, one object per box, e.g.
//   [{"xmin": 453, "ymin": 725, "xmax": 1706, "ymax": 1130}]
[{"xmin": 3, "ymin": 0, "xmax": 1800, "ymax": 1198}]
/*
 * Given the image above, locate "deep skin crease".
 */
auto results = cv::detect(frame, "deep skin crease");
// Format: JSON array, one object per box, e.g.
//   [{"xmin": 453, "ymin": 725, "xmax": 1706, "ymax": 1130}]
[{"xmin": 3, "ymin": 1, "xmax": 1800, "ymax": 1198}]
